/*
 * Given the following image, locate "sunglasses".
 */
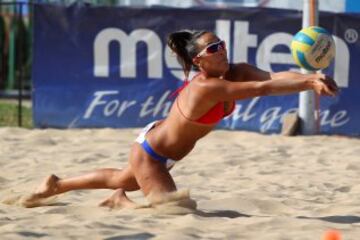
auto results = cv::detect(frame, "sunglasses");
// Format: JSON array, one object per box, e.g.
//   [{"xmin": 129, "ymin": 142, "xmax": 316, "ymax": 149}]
[{"xmin": 196, "ymin": 40, "xmax": 226, "ymax": 57}]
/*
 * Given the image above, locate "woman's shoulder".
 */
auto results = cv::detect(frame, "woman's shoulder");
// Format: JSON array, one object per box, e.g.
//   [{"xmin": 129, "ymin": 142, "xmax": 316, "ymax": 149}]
[{"xmin": 187, "ymin": 73, "xmax": 223, "ymax": 98}]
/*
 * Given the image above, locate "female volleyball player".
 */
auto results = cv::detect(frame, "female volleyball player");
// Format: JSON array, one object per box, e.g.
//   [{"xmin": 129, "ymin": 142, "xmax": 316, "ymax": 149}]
[{"xmin": 28, "ymin": 30, "xmax": 338, "ymax": 208}]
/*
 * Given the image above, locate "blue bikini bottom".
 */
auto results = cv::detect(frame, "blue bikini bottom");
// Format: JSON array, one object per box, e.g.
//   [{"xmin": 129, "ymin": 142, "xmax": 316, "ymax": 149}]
[{"xmin": 135, "ymin": 121, "xmax": 176, "ymax": 169}]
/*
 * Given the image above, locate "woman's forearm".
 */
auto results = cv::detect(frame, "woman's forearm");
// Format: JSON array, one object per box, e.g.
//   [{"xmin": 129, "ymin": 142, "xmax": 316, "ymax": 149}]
[
  {"xmin": 270, "ymin": 71, "xmax": 306, "ymax": 80},
  {"xmin": 261, "ymin": 74, "xmax": 314, "ymax": 96}
]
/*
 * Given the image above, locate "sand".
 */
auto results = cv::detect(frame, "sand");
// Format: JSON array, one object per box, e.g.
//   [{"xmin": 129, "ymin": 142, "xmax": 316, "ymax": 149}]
[{"xmin": 1, "ymin": 127, "xmax": 360, "ymax": 239}]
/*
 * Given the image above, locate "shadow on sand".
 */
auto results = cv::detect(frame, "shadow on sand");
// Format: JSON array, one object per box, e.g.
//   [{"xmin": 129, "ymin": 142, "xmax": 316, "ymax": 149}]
[
  {"xmin": 298, "ymin": 215, "xmax": 360, "ymax": 224},
  {"xmin": 194, "ymin": 209, "xmax": 251, "ymax": 218}
]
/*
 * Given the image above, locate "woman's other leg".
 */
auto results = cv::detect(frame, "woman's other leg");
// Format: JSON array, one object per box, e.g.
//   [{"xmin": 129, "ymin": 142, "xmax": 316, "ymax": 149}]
[{"xmin": 129, "ymin": 144, "xmax": 177, "ymax": 197}]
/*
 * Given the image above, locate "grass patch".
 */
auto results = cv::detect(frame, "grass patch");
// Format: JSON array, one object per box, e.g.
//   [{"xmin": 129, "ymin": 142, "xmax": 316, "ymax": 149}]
[{"xmin": 0, "ymin": 102, "xmax": 33, "ymax": 128}]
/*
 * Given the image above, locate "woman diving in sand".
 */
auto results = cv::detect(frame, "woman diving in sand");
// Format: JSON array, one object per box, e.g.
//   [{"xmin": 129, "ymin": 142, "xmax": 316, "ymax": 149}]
[{"xmin": 27, "ymin": 29, "xmax": 338, "ymax": 208}]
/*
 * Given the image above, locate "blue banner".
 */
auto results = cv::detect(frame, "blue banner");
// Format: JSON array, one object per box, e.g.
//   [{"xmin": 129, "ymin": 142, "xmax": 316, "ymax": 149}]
[
  {"xmin": 346, "ymin": 0, "xmax": 360, "ymax": 13},
  {"xmin": 32, "ymin": 4, "xmax": 360, "ymax": 135}
]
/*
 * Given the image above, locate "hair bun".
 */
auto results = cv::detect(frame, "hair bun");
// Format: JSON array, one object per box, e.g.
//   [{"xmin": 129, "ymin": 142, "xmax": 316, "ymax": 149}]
[
  {"xmin": 167, "ymin": 30, "xmax": 192, "ymax": 54},
  {"xmin": 167, "ymin": 29, "xmax": 208, "ymax": 78}
]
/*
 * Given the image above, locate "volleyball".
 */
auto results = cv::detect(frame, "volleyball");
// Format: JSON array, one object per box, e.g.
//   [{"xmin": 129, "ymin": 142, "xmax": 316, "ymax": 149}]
[{"xmin": 291, "ymin": 26, "xmax": 335, "ymax": 71}]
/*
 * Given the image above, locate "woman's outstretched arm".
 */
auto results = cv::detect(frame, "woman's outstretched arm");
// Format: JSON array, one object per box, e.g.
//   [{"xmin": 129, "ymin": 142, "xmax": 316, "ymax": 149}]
[
  {"xmin": 204, "ymin": 72, "xmax": 338, "ymax": 102},
  {"xmin": 230, "ymin": 63, "xmax": 337, "ymax": 86}
]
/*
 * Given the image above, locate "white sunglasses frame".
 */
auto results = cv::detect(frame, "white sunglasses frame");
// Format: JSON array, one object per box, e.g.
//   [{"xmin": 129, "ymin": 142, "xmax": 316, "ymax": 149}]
[{"xmin": 196, "ymin": 40, "xmax": 225, "ymax": 58}]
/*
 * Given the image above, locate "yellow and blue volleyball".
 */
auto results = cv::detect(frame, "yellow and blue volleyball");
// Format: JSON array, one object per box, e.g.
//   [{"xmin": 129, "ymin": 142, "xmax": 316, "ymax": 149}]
[{"xmin": 291, "ymin": 26, "xmax": 335, "ymax": 71}]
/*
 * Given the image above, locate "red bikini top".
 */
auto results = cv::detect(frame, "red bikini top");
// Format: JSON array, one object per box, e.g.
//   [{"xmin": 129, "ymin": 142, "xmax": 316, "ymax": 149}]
[{"xmin": 174, "ymin": 79, "xmax": 235, "ymax": 125}]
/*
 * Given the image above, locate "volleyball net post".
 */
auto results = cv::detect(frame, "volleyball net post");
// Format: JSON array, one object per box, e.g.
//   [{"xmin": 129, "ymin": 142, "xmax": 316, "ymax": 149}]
[{"xmin": 299, "ymin": 0, "xmax": 320, "ymax": 135}]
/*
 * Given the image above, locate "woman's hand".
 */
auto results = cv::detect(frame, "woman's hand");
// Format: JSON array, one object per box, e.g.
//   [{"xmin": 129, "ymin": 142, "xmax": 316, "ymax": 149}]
[{"xmin": 311, "ymin": 73, "xmax": 339, "ymax": 97}]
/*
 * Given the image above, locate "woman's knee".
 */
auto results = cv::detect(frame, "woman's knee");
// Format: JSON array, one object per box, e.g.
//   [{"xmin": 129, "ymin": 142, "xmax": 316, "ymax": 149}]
[
  {"xmin": 128, "ymin": 144, "xmax": 176, "ymax": 194},
  {"xmin": 101, "ymin": 167, "xmax": 136, "ymax": 191}
]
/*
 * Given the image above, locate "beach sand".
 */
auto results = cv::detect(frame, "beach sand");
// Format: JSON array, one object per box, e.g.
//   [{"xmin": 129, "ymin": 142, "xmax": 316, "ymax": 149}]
[{"xmin": 1, "ymin": 127, "xmax": 360, "ymax": 239}]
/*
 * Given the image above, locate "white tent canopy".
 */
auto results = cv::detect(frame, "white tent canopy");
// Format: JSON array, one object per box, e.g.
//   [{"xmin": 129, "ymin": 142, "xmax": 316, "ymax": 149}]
[{"xmin": 117, "ymin": 0, "xmax": 346, "ymax": 13}]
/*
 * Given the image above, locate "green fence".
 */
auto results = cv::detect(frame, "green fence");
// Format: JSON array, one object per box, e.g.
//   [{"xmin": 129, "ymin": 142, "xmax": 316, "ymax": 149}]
[
  {"xmin": 0, "ymin": 1, "xmax": 121, "ymax": 127},
  {"xmin": 0, "ymin": 1, "xmax": 31, "ymax": 95},
  {"xmin": 0, "ymin": 0, "xmax": 126, "ymax": 96},
  {"xmin": 0, "ymin": 1, "xmax": 30, "ymax": 128}
]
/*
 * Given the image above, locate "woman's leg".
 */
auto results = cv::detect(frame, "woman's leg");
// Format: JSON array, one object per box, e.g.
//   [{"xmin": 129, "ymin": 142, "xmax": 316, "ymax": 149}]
[
  {"xmin": 31, "ymin": 166, "xmax": 139, "ymax": 199},
  {"xmin": 100, "ymin": 143, "xmax": 178, "ymax": 208},
  {"xmin": 129, "ymin": 144, "xmax": 177, "ymax": 197}
]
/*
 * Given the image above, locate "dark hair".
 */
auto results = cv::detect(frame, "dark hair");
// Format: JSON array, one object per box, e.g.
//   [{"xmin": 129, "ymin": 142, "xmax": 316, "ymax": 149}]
[{"xmin": 167, "ymin": 30, "xmax": 208, "ymax": 78}]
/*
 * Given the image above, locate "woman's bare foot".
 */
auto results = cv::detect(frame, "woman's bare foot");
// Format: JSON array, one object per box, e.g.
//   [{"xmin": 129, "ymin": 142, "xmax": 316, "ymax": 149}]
[
  {"xmin": 20, "ymin": 175, "xmax": 60, "ymax": 207},
  {"xmin": 99, "ymin": 189, "xmax": 138, "ymax": 209},
  {"xmin": 32, "ymin": 174, "xmax": 60, "ymax": 199}
]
